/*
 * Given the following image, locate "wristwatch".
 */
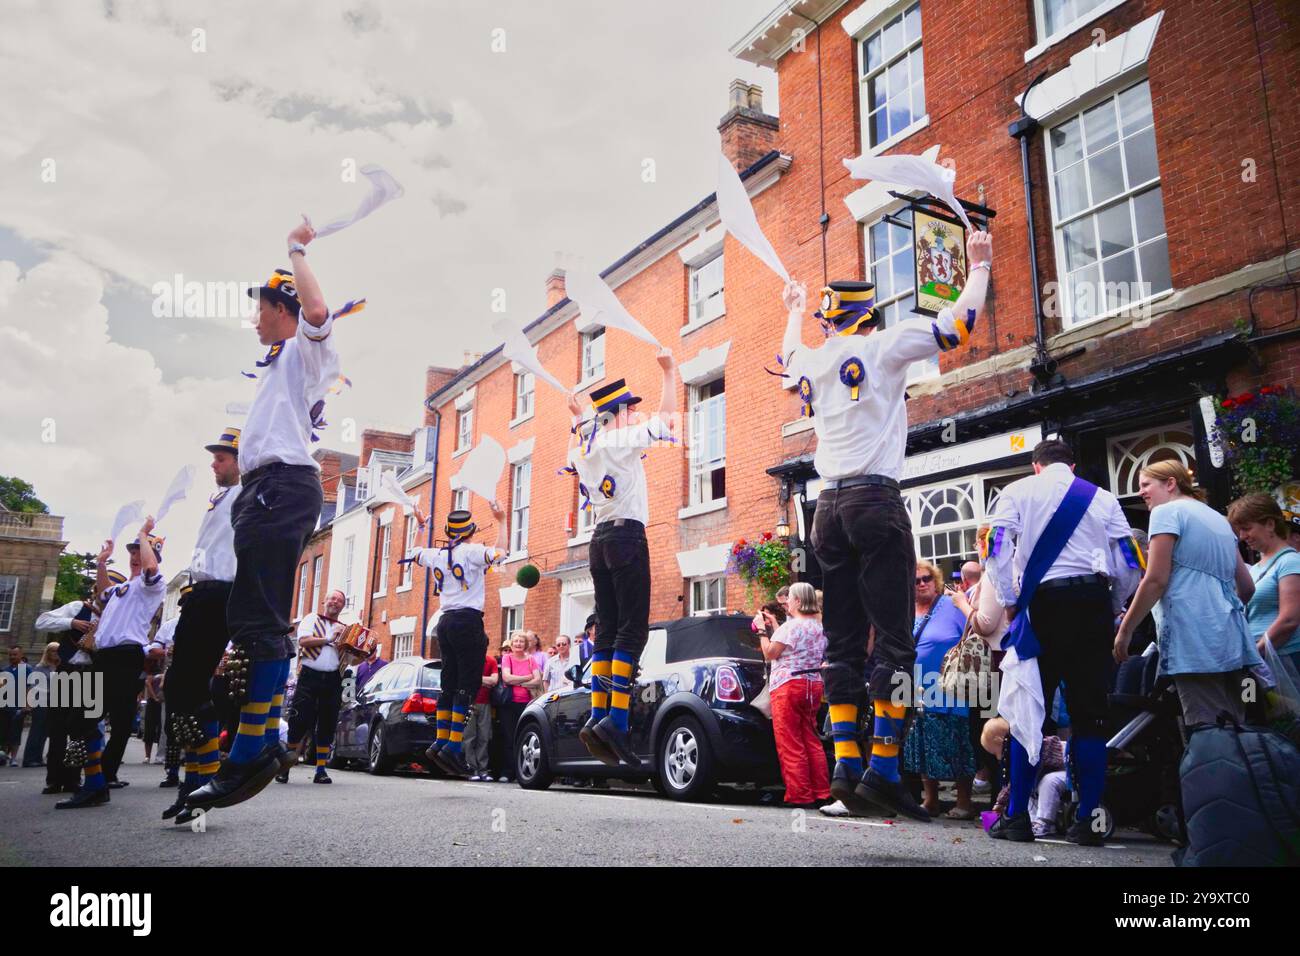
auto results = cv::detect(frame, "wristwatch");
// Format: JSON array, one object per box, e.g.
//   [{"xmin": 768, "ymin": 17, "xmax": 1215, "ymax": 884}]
[{"xmin": 288, "ymin": 242, "xmax": 307, "ymax": 257}]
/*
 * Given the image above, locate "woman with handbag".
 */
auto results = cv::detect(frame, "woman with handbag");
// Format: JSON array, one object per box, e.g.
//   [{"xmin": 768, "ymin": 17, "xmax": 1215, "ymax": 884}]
[
  {"xmin": 903, "ymin": 561, "xmax": 978, "ymax": 820},
  {"xmin": 1229, "ymin": 493, "xmax": 1300, "ymax": 673},
  {"xmin": 496, "ymin": 631, "xmax": 541, "ymax": 782}
]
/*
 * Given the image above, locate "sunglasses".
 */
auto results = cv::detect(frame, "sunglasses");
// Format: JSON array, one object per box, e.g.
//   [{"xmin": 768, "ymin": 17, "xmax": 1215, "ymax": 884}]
[{"xmin": 915, "ymin": 577, "xmax": 933, "ymax": 585}]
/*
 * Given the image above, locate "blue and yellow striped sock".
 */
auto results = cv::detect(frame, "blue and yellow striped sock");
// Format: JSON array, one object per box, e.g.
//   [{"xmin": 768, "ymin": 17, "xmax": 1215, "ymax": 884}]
[
  {"xmin": 432, "ymin": 692, "xmax": 452, "ymax": 752},
  {"xmin": 868, "ymin": 700, "xmax": 905, "ymax": 783},
  {"xmin": 229, "ymin": 659, "xmax": 286, "ymax": 763},
  {"xmin": 195, "ymin": 728, "xmax": 221, "ymax": 781},
  {"xmin": 263, "ymin": 692, "xmax": 284, "ymax": 745},
  {"xmin": 83, "ymin": 731, "xmax": 107, "ymax": 792},
  {"xmin": 589, "ymin": 650, "xmax": 613, "ymax": 724},
  {"xmin": 829, "ymin": 703, "xmax": 863, "ymax": 777},
  {"xmin": 315, "ymin": 745, "xmax": 330, "ymax": 769},
  {"xmin": 447, "ymin": 702, "xmax": 468, "ymax": 755},
  {"xmin": 608, "ymin": 650, "xmax": 635, "ymax": 732},
  {"xmin": 183, "ymin": 749, "xmax": 200, "ymax": 787}
]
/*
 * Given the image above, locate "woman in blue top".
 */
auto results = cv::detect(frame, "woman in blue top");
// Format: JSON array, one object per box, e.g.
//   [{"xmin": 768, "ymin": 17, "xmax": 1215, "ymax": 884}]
[
  {"xmin": 903, "ymin": 560, "xmax": 976, "ymax": 819},
  {"xmin": 1228, "ymin": 493, "xmax": 1300, "ymax": 671},
  {"xmin": 1115, "ymin": 461, "xmax": 1260, "ymax": 727}
]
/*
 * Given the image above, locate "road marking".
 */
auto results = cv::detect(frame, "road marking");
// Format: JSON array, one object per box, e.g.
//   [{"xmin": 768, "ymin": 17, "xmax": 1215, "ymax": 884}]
[
  {"xmin": 1035, "ymin": 837, "xmax": 1128, "ymax": 850},
  {"xmin": 807, "ymin": 816, "xmax": 895, "ymax": 828}
]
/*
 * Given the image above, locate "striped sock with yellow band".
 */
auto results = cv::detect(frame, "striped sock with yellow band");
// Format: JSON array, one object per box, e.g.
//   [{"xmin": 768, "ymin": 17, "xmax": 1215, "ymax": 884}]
[
  {"xmin": 446, "ymin": 702, "xmax": 468, "ymax": 755},
  {"xmin": 608, "ymin": 650, "xmax": 635, "ymax": 732},
  {"xmin": 829, "ymin": 703, "xmax": 863, "ymax": 777},
  {"xmin": 589, "ymin": 650, "xmax": 612, "ymax": 724},
  {"xmin": 83, "ymin": 730, "xmax": 107, "ymax": 792},
  {"xmin": 869, "ymin": 700, "xmax": 906, "ymax": 783},
  {"xmin": 315, "ymin": 745, "xmax": 330, "ymax": 768},
  {"xmin": 195, "ymin": 734, "xmax": 221, "ymax": 780},
  {"xmin": 183, "ymin": 752, "xmax": 200, "ymax": 786},
  {"xmin": 229, "ymin": 659, "xmax": 288, "ymax": 763},
  {"xmin": 263, "ymin": 693, "xmax": 284, "ymax": 744}
]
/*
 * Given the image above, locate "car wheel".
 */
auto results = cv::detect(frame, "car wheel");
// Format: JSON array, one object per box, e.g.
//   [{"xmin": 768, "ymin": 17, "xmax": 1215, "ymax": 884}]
[
  {"xmin": 516, "ymin": 723, "xmax": 553, "ymax": 790},
  {"xmin": 657, "ymin": 713, "xmax": 717, "ymax": 802},
  {"xmin": 367, "ymin": 722, "xmax": 395, "ymax": 775}
]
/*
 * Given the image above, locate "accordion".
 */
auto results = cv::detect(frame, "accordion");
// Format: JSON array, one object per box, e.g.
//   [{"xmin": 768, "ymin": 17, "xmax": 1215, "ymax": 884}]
[{"xmin": 339, "ymin": 622, "xmax": 376, "ymax": 659}]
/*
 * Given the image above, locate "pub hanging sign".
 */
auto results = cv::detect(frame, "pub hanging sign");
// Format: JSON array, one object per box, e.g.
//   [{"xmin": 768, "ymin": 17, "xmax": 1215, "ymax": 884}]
[{"xmin": 913, "ymin": 207, "xmax": 968, "ymax": 317}]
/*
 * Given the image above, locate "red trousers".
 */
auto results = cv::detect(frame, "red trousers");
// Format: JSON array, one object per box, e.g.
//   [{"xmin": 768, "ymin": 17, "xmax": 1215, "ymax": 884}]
[{"xmin": 770, "ymin": 678, "xmax": 831, "ymax": 805}]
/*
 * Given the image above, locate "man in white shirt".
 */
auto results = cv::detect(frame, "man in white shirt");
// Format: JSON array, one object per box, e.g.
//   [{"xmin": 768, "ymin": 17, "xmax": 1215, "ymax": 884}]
[
  {"xmin": 778, "ymin": 230, "xmax": 992, "ymax": 821},
  {"xmin": 57, "ymin": 521, "xmax": 166, "ymax": 809},
  {"xmin": 189, "ymin": 221, "xmax": 338, "ymax": 813},
  {"xmin": 407, "ymin": 501, "xmax": 507, "ymax": 776},
  {"xmin": 161, "ymin": 428, "xmax": 242, "ymax": 823},
  {"xmin": 282, "ymin": 589, "xmax": 352, "ymax": 784},
  {"xmin": 564, "ymin": 350, "xmax": 677, "ymax": 768},
  {"xmin": 984, "ymin": 438, "xmax": 1141, "ymax": 846}
]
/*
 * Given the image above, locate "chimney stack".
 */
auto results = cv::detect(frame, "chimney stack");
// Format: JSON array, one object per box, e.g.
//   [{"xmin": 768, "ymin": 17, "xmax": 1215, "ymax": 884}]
[
  {"xmin": 545, "ymin": 268, "xmax": 567, "ymax": 308},
  {"xmin": 424, "ymin": 365, "xmax": 460, "ymax": 426},
  {"xmin": 719, "ymin": 79, "xmax": 778, "ymax": 173}
]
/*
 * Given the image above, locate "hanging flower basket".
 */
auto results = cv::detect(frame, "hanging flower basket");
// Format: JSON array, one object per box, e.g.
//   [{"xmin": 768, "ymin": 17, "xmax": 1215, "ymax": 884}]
[
  {"xmin": 727, "ymin": 532, "xmax": 793, "ymax": 606},
  {"xmin": 1212, "ymin": 385, "xmax": 1300, "ymax": 494}
]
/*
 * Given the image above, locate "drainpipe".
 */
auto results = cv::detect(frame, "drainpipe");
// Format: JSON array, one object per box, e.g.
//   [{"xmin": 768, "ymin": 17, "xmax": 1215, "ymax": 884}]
[
  {"xmin": 1008, "ymin": 70, "xmax": 1062, "ymax": 391},
  {"xmin": 419, "ymin": 409, "xmax": 441, "ymax": 655}
]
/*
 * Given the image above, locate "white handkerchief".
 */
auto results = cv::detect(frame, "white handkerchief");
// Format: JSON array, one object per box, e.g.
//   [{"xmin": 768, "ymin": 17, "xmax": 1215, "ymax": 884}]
[
  {"xmin": 450, "ymin": 436, "xmax": 506, "ymax": 504},
  {"xmin": 842, "ymin": 151, "xmax": 973, "ymax": 232},
  {"xmin": 492, "ymin": 317, "xmax": 568, "ymax": 395},
  {"xmin": 155, "ymin": 465, "xmax": 195, "ymax": 525},
  {"xmin": 717, "ymin": 151, "xmax": 789, "ymax": 282},
  {"xmin": 370, "ymin": 471, "xmax": 418, "ymax": 512},
  {"xmin": 109, "ymin": 500, "xmax": 146, "ymax": 544},
  {"xmin": 565, "ymin": 268, "xmax": 661, "ymax": 349},
  {"xmin": 313, "ymin": 165, "xmax": 405, "ymax": 240}
]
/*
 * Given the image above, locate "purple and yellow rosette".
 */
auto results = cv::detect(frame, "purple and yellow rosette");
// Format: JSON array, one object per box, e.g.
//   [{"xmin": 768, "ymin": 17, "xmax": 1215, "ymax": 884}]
[
  {"xmin": 431, "ymin": 567, "xmax": 444, "ymax": 595},
  {"xmin": 932, "ymin": 307, "xmax": 979, "ymax": 352},
  {"xmin": 599, "ymin": 475, "xmax": 616, "ymax": 499},
  {"xmin": 839, "ymin": 357, "xmax": 865, "ymax": 401},
  {"xmin": 797, "ymin": 376, "xmax": 814, "ymax": 418},
  {"xmin": 451, "ymin": 563, "xmax": 468, "ymax": 591}
]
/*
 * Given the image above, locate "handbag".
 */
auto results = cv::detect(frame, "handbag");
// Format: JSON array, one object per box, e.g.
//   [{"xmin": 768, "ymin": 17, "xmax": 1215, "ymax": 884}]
[
  {"xmin": 939, "ymin": 606, "xmax": 993, "ymax": 701},
  {"xmin": 490, "ymin": 657, "xmax": 514, "ymax": 707}
]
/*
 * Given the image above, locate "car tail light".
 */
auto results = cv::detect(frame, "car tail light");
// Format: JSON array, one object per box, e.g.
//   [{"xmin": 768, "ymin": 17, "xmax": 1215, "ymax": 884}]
[
  {"xmin": 402, "ymin": 691, "xmax": 438, "ymax": 714},
  {"xmin": 715, "ymin": 666, "xmax": 744, "ymax": 703}
]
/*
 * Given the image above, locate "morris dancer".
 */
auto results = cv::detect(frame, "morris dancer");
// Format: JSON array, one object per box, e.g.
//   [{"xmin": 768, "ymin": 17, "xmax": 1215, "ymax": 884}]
[
  {"xmin": 407, "ymin": 502, "xmax": 507, "ymax": 777},
  {"xmin": 775, "ymin": 231, "xmax": 992, "ymax": 819},
  {"xmin": 563, "ymin": 349, "xmax": 677, "ymax": 767},
  {"xmin": 160, "ymin": 428, "xmax": 242, "ymax": 823},
  {"xmin": 281, "ymin": 588, "xmax": 351, "ymax": 785},
  {"xmin": 189, "ymin": 221, "xmax": 354, "ymax": 812}
]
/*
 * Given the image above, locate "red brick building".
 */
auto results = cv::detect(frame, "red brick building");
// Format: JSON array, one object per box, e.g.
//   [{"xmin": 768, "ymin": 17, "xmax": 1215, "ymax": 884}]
[{"xmin": 363, "ymin": 0, "xmax": 1300, "ymax": 653}]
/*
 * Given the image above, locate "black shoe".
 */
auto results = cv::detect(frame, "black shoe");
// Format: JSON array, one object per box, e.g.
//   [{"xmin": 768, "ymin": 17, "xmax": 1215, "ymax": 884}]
[
  {"xmin": 1066, "ymin": 818, "xmax": 1106, "ymax": 847},
  {"xmin": 854, "ymin": 767, "xmax": 932, "ymax": 822},
  {"xmin": 41, "ymin": 784, "xmax": 67, "ymax": 795},
  {"xmin": 579, "ymin": 717, "xmax": 620, "ymax": 767},
  {"xmin": 185, "ymin": 745, "xmax": 283, "ymax": 811},
  {"xmin": 423, "ymin": 741, "xmax": 446, "ymax": 766},
  {"xmin": 162, "ymin": 781, "xmax": 197, "ymax": 820},
  {"xmin": 159, "ymin": 775, "xmax": 180, "ymax": 789},
  {"xmin": 828, "ymin": 762, "xmax": 878, "ymax": 817},
  {"xmin": 591, "ymin": 717, "xmax": 641, "ymax": 769},
  {"xmin": 107, "ymin": 780, "xmax": 128, "ymax": 789},
  {"xmin": 313, "ymin": 769, "xmax": 332, "ymax": 785},
  {"xmin": 275, "ymin": 768, "xmax": 290, "ymax": 784},
  {"xmin": 436, "ymin": 749, "xmax": 471, "ymax": 778},
  {"xmin": 173, "ymin": 805, "xmax": 201, "ymax": 826},
  {"xmin": 56, "ymin": 787, "xmax": 110, "ymax": 809},
  {"xmin": 988, "ymin": 811, "xmax": 1035, "ymax": 842}
]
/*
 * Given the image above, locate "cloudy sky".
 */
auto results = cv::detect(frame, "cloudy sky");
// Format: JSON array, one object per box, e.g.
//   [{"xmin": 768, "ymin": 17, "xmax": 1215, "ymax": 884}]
[{"xmin": 0, "ymin": 0, "xmax": 775, "ymax": 557}]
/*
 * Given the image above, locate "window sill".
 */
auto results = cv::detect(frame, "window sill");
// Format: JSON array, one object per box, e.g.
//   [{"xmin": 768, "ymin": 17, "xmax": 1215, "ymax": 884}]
[
  {"xmin": 782, "ymin": 417, "xmax": 814, "ymax": 438},
  {"xmin": 452, "ymin": 445, "xmax": 471, "ymax": 460},
  {"xmin": 508, "ymin": 411, "xmax": 535, "ymax": 430},
  {"xmin": 396, "ymin": 583, "xmax": 413, "ymax": 594},
  {"xmin": 1053, "ymin": 288, "xmax": 1176, "ymax": 342},
  {"xmin": 868, "ymin": 115, "xmax": 930, "ymax": 156},
  {"xmin": 567, "ymin": 529, "xmax": 594, "ymax": 547},
  {"xmin": 574, "ymin": 372, "xmax": 605, "ymax": 395},
  {"xmin": 504, "ymin": 550, "xmax": 529, "ymax": 565},
  {"xmin": 372, "ymin": 591, "xmax": 387, "ymax": 600},
  {"xmin": 680, "ymin": 311, "xmax": 725, "ymax": 337},
  {"xmin": 1024, "ymin": 0, "xmax": 1131, "ymax": 63},
  {"xmin": 678, "ymin": 497, "xmax": 727, "ymax": 520}
]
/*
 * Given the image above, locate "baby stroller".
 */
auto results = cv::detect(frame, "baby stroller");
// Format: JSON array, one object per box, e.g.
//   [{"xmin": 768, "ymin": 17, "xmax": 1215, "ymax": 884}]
[{"xmin": 1056, "ymin": 643, "xmax": 1186, "ymax": 842}]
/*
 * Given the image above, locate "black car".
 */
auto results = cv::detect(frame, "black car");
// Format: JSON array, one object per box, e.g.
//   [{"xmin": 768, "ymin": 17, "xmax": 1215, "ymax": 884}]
[
  {"xmin": 332, "ymin": 656, "xmax": 442, "ymax": 774},
  {"xmin": 513, "ymin": 614, "xmax": 785, "ymax": 800}
]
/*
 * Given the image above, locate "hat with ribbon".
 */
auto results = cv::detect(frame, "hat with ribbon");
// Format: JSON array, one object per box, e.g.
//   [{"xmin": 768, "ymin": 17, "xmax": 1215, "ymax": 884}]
[
  {"xmin": 815, "ymin": 280, "xmax": 881, "ymax": 336},
  {"xmin": 126, "ymin": 534, "xmax": 165, "ymax": 560},
  {"xmin": 247, "ymin": 269, "xmax": 299, "ymax": 313},
  {"xmin": 588, "ymin": 378, "xmax": 642, "ymax": 416},
  {"xmin": 445, "ymin": 509, "xmax": 476, "ymax": 541},
  {"xmin": 204, "ymin": 426, "xmax": 241, "ymax": 456}
]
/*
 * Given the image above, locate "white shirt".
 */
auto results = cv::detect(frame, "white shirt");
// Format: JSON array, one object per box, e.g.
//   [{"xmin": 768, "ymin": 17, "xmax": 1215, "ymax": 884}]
[
  {"xmin": 95, "ymin": 571, "xmax": 167, "ymax": 651},
  {"xmin": 567, "ymin": 413, "xmax": 670, "ymax": 525},
  {"xmin": 240, "ymin": 311, "xmax": 340, "ymax": 473},
  {"xmin": 782, "ymin": 308, "xmax": 964, "ymax": 481},
  {"xmin": 154, "ymin": 615, "xmax": 179, "ymax": 650},
  {"xmin": 411, "ymin": 542, "xmax": 503, "ymax": 612},
  {"xmin": 986, "ymin": 463, "xmax": 1141, "ymax": 614},
  {"xmin": 35, "ymin": 600, "xmax": 95, "ymax": 665},
  {"xmin": 296, "ymin": 612, "xmax": 345, "ymax": 673},
  {"xmin": 189, "ymin": 484, "xmax": 240, "ymax": 583}
]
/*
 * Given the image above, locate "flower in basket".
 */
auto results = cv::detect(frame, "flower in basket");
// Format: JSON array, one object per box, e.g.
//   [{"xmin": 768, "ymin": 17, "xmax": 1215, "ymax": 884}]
[{"xmin": 727, "ymin": 533, "xmax": 794, "ymax": 604}]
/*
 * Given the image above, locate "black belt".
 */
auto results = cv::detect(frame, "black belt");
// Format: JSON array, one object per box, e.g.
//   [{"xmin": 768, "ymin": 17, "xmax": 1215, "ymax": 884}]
[
  {"xmin": 596, "ymin": 518, "xmax": 644, "ymax": 531},
  {"xmin": 821, "ymin": 474, "xmax": 900, "ymax": 491},
  {"xmin": 442, "ymin": 607, "xmax": 483, "ymax": 617},
  {"xmin": 181, "ymin": 579, "xmax": 233, "ymax": 597},
  {"xmin": 1037, "ymin": 573, "xmax": 1108, "ymax": 593},
  {"xmin": 241, "ymin": 462, "xmax": 317, "ymax": 484}
]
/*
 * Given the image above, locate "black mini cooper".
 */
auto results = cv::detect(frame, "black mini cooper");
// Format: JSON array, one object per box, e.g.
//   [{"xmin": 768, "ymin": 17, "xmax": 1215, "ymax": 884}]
[{"xmin": 513, "ymin": 614, "xmax": 785, "ymax": 800}]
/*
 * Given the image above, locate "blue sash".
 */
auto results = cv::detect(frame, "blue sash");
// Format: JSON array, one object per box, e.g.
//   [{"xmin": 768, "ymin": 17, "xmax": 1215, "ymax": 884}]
[{"xmin": 1002, "ymin": 477, "xmax": 1099, "ymax": 659}]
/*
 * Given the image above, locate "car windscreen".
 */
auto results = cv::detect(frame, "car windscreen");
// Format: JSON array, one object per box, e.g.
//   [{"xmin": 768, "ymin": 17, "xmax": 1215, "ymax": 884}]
[
  {"xmin": 418, "ymin": 664, "xmax": 442, "ymax": 690},
  {"xmin": 664, "ymin": 616, "xmax": 763, "ymax": 663}
]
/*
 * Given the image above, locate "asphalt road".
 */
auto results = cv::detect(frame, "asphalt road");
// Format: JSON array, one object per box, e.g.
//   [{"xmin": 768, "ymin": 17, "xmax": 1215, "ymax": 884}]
[{"xmin": 0, "ymin": 737, "xmax": 1175, "ymax": 867}]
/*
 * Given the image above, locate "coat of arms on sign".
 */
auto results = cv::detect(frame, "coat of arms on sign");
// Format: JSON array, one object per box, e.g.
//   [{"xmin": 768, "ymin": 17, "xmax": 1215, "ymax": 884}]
[{"xmin": 914, "ymin": 209, "xmax": 968, "ymax": 316}]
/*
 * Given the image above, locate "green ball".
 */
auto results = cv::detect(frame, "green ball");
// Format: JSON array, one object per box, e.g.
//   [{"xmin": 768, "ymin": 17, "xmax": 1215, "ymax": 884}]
[{"xmin": 516, "ymin": 564, "xmax": 541, "ymax": 589}]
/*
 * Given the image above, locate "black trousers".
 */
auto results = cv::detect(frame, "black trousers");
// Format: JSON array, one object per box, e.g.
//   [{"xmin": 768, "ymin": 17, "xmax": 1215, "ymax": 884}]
[
  {"xmin": 496, "ymin": 700, "xmax": 527, "ymax": 781},
  {"xmin": 436, "ymin": 608, "xmax": 488, "ymax": 704},
  {"xmin": 227, "ymin": 464, "xmax": 322, "ymax": 662},
  {"xmin": 164, "ymin": 585, "xmax": 232, "ymax": 720},
  {"xmin": 94, "ymin": 644, "xmax": 145, "ymax": 782},
  {"xmin": 811, "ymin": 484, "xmax": 917, "ymax": 705},
  {"xmin": 589, "ymin": 521, "xmax": 651, "ymax": 657},
  {"xmin": 45, "ymin": 664, "xmax": 90, "ymax": 789},
  {"xmin": 287, "ymin": 667, "xmax": 343, "ymax": 751},
  {"xmin": 1027, "ymin": 580, "xmax": 1114, "ymax": 739}
]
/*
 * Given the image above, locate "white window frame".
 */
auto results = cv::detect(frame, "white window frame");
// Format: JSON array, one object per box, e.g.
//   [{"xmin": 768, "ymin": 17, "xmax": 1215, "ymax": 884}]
[
  {"xmin": 504, "ymin": 605, "xmax": 525, "ymax": 645},
  {"xmin": 513, "ymin": 371, "xmax": 535, "ymax": 424},
  {"xmin": 455, "ymin": 405, "xmax": 474, "ymax": 454},
  {"xmin": 452, "ymin": 487, "xmax": 470, "ymax": 514},
  {"xmin": 688, "ymin": 378, "xmax": 726, "ymax": 507},
  {"xmin": 575, "ymin": 477, "xmax": 598, "ymax": 538},
  {"xmin": 1029, "ymin": 0, "xmax": 1130, "ymax": 60},
  {"xmin": 0, "ymin": 575, "xmax": 17, "ymax": 632},
  {"xmin": 355, "ymin": 469, "xmax": 370, "ymax": 501},
  {"xmin": 510, "ymin": 459, "xmax": 531, "ymax": 557},
  {"xmin": 688, "ymin": 252, "xmax": 725, "ymax": 325},
  {"xmin": 343, "ymin": 535, "xmax": 356, "ymax": 609},
  {"xmin": 688, "ymin": 575, "xmax": 726, "ymax": 617},
  {"xmin": 393, "ymin": 632, "xmax": 414, "ymax": 659},
  {"xmin": 400, "ymin": 516, "xmax": 416, "ymax": 590},
  {"xmin": 1106, "ymin": 422, "xmax": 1196, "ymax": 502},
  {"xmin": 866, "ymin": 212, "xmax": 938, "ymax": 384},
  {"xmin": 296, "ymin": 562, "xmax": 309, "ymax": 621},
  {"xmin": 857, "ymin": 1, "xmax": 927, "ymax": 153},
  {"xmin": 1044, "ymin": 78, "xmax": 1170, "ymax": 329},
  {"xmin": 902, "ymin": 467, "xmax": 1031, "ymax": 573},
  {"xmin": 374, "ymin": 524, "xmax": 392, "ymax": 598},
  {"xmin": 311, "ymin": 555, "xmax": 323, "ymax": 615},
  {"xmin": 581, "ymin": 328, "xmax": 605, "ymax": 384}
]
